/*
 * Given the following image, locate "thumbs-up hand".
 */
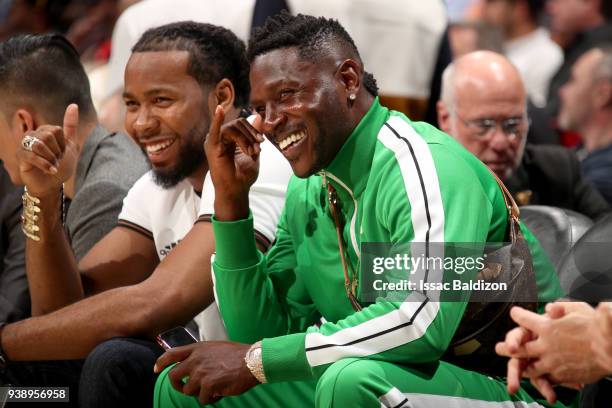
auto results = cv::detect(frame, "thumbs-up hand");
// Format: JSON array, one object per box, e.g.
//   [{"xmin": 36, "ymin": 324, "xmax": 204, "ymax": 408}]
[{"xmin": 17, "ymin": 104, "xmax": 82, "ymax": 197}]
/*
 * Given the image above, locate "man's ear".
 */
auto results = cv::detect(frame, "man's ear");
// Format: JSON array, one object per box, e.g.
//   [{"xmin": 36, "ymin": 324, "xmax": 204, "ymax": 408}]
[
  {"xmin": 437, "ymin": 100, "xmax": 452, "ymax": 133},
  {"xmin": 12, "ymin": 108, "xmax": 36, "ymax": 138},
  {"xmin": 208, "ymin": 78, "xmax": 236, "ymax": 115},
  {"xmin": 337, "ymin": 59, "xmax": 362, "ymax": 98}
]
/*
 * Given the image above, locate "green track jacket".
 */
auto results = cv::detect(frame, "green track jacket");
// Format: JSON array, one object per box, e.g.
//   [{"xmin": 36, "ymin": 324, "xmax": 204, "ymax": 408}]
[{"xmin": 211, "ymin": 98, "xmax": 564, "ymax": 383}]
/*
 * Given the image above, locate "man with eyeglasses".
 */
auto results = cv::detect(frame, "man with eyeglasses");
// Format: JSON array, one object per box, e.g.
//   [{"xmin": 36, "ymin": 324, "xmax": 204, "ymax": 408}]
[{"xmin": 437, "ymin": 50, "xmax": 609, "ymax": 219}]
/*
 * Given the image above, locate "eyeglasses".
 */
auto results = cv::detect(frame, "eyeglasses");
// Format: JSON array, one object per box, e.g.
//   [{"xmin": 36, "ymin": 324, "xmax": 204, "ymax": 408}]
[{"xmin": 455, "ymin": 112, "xmax": 530, "ymax": 142}]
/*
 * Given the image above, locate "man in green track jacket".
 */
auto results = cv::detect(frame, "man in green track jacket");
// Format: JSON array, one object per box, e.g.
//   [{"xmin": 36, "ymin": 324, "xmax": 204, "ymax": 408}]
[{"xmin": 153, "ymin": 12, "xmax": 570, "ymax": 408}]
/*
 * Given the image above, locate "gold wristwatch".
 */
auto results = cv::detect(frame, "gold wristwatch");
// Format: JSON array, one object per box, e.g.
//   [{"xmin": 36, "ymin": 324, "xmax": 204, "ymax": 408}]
[{"xmin": 244, "ymin": 341, "xmax": 267, "ymax": 384}]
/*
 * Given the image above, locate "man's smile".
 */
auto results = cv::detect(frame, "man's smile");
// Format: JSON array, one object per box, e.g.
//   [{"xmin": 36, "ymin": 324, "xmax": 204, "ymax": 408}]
[
  {"xmin": 276, "ymin": 130, "xmax": 308, "ymax": 161},
  {"xmin": 278, "ymin": 130, "xmax": 306, "ymax": 151},
  {"xmin": 142, "ymin": 137, "xmax": 178, "ymax": 165}
]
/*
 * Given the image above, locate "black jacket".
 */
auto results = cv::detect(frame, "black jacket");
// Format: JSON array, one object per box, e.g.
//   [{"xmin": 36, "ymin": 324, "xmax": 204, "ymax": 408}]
[
  {"xmin": 505, "ymin": 144, "xmax": 610, "ymax": 219},
  {"xmin": 581, "ymin": 144, "xmax": 612, "ymax": 206}
]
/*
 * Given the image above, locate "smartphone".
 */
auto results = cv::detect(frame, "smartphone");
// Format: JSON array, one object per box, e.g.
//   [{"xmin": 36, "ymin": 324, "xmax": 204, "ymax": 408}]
[{"xmin": 156, "ymin": 326, "xmax": 198, "ymax": 350}]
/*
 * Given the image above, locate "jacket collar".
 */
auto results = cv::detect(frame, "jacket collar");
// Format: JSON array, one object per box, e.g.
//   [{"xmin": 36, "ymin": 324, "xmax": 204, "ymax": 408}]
[{"xmin": 322, "ymin": 97, "xmax": 389, "ymax": 197}]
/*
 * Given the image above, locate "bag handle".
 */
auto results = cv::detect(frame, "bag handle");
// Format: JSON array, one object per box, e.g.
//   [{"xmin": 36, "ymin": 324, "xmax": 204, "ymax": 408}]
[{"xmin": 485, "ymin": 167, "xmax": 520, "ymax": 222}]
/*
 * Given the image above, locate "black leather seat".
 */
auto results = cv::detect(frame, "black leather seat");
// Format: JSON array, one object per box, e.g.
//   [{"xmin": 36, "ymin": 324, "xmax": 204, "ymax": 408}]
[
  {"xmin": 556, "ymin": 213, "xmax": 612, "ymax": 303},
  {"xmin": 520, "ymin": 205, "xmax": 593, "ymax": 271}
]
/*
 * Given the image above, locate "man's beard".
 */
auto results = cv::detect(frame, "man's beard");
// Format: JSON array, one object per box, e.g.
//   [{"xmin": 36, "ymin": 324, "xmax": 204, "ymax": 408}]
[
  {"xmin": 145, "ymin": 128, "xmax": 206, "ymax": 189},
  {"xmin": 306, "ymin": 116, "xmax": 344, "ymax": 177}
]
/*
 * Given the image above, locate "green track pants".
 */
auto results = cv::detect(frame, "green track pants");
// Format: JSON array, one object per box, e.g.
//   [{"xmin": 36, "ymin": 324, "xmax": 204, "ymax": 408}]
[{"xmin": 154, "ymin": 359, "xmax": 577, "ymax": 408}]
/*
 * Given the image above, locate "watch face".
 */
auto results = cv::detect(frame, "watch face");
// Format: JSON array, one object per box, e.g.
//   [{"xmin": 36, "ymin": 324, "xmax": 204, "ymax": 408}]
[{"xmin": 249, "ymin": 347, "xmax": 262, "ymax": 360}]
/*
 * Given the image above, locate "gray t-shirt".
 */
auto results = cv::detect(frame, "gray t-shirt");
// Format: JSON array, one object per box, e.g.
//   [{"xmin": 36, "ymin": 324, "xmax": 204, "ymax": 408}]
[{"xmin": 65, "ymin": 125, "xmax": 148, "ymax": 261}]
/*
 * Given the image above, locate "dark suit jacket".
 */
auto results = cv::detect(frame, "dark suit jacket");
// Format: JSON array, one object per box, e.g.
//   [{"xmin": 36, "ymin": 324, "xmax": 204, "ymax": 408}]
[
  {"xmin": 581, "ymin": 144, "xmax": 612, "ymax": 205},
  {"xmin": 0, "ymin": 162, "xmax": 30, "ymax": 322},
  {"xmin": 505, "ymin": 144, "xmax": 610, "ymax": 219}
]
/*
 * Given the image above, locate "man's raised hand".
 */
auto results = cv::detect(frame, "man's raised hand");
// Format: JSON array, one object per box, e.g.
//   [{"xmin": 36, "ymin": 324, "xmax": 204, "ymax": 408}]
[
  {"xmin": 204, "ymin": 105, "xmax": 264, "ymax": 221},
  {"xmin": 17, "ymin": 104, "xmax": 81, "ymax": 197}
]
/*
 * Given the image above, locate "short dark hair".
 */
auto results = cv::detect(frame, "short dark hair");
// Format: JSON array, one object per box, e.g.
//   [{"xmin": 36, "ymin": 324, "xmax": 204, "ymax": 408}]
[
  {"xmin": 248, "ymin": 12, "xmax": 379, "ymax": 97},
  {"xmin": 132, "ymin": 21, "xmax": 250, "ymax": 108},
  {"xmin": 0, "ymin": 34, "xmax": 94, "ymax": 123}
]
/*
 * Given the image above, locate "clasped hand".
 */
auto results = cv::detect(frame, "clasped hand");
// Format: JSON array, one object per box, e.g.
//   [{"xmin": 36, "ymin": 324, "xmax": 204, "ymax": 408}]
[{"xmin": 496, "ymin": 302, "xmax": 612, "ymax": 403}]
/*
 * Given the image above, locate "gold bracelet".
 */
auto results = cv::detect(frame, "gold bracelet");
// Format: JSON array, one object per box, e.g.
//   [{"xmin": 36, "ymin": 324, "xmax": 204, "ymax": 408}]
[{"xmin": 21, "ymin": 187, "xmax": 41, "ymax": 241}]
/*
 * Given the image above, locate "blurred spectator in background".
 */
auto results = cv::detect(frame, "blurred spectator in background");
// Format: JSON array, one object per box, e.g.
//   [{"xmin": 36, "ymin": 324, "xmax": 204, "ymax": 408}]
[
  {"xmin": 96, "ymin": 0, "xmax": 254, "ymax": 132},
  {"xmin": 483, "ymin": 0, "xmax": 563, "ymax": 108},
  {"xmin": 63, "ymin": 0, "xmax": 119, "ymax": 61},
  {"xmin": 448, "ymin": 20, "xmax": 504, "ymax": 57},
  {"xmin": 0, "ymin": 0, "xmax": 118, "ymax": 62},
  {"xmin": 0, "ymin": 0, "xmax": 70, "ymax": 40},
  {"xmin": 559, "ymin": 45, "xmax": 612, "ymax": 204},
  {"xmin": 438, "ymin": 50, "xmax": 610, "ymax": 218},
  {"xmin": 546, "ymin": 0, "xmax": 612, "ymax": 117},
  {"xmin": 285, "ymin": 0, "xmax": 448, "ymax": 122},
  {"xmin": 0, "ymin": 1, "xmax": 144, "ymax": 119},
  {"xmin": 0, "ymin": 162, "xmax": 30, "ymax": 323}
]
